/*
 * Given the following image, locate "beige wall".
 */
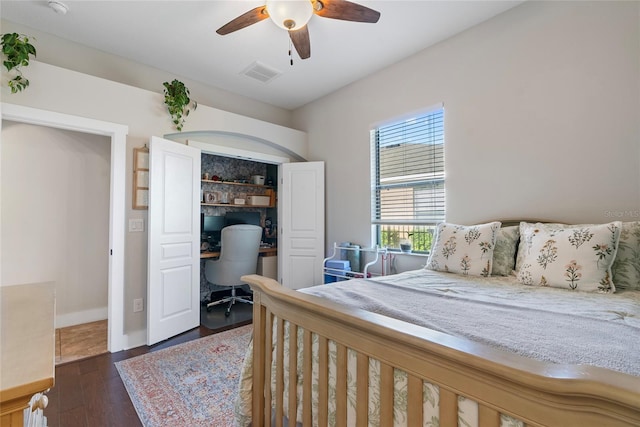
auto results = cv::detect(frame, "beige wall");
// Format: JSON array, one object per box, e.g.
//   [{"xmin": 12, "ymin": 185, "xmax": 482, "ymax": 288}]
[
  {"xmin": 0, "ymin": 56, "xmax": 306, "ymax": 343},
  {"xmin": 0, "ymin": 19, "xmax": 294, "ymax": 129},
  {"xmin": 0, "ymin": 60, "xmax": 306, "ymax": 342},
  {"xmin": 1, "ymin": 1, "xmax": 638, "ymax": 332},
  {"xmin": 1, "ymin": 121, "xmax": 110, "ymax": 327},
  {"xmin": 293, "ymin": 1, "xmax": 640, "ymax": 270}
]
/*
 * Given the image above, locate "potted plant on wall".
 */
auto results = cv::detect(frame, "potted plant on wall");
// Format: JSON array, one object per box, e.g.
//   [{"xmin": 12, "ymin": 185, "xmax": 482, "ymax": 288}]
[
  {"xmin": 1, "ymin": 33, "xmax": 37, "ymax": 93},
  {"xmin": 162, "ymin": 79, "xmax": 197, "ymax": 131}
]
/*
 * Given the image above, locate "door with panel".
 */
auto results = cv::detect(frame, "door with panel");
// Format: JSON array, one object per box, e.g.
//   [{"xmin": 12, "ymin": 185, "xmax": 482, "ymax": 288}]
[
  {"xmin": 279, "ymin": 161, "xmax": 325, "ymax": 289},
  {"xmin": 147, "ymin": 136, "xmax": 201, "ymax": 345}
]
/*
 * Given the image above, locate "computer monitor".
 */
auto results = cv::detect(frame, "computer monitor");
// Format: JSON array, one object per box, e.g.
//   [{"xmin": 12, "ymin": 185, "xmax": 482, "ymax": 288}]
[
  {"xmin": 203, "ymin": 215, "xmax": 225, "ymax": 232},
  {"xmin": 202, "ymin": 215, "xmax": 224, "ymax": 242},
  {"xmin": 224, "ymin": 211, "xmax": 261, "ymax": 227}
]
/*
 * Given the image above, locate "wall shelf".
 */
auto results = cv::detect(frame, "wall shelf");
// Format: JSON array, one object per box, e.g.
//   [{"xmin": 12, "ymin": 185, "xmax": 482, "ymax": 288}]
[
  {"xmin": 201, "ymin": 203, "xmax": 273, "ymax": 208},
  {"xmin": 201, "ymin": 179, "xmax": 274, "ymax": 189},
  {"xmin": 132, "ymin": 146, "xmax": 149, "ymax": 209},
  {"xmin": 202, "ymin": 179, "xmax": 276, "ymax": 208}
]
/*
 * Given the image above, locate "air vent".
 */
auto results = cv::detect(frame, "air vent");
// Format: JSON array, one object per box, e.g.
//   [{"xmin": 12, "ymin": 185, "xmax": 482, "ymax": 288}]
[{"xmin": 241, "ymin": 61, "xmax": 281, "ymax": 84}]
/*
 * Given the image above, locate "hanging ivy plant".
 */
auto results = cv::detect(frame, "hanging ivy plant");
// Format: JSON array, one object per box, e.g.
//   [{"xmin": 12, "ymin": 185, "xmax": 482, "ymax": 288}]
[
  {"xmin": 1, "ymin": 33, "xmax": 37, "ymax": 93},
  {"xmin": 162, "ymin": 79, "xmax": 197, "ymax": 131}
]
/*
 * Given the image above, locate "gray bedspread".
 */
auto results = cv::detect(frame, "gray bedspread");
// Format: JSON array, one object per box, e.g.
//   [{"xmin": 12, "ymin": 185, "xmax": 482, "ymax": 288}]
[{"xmin": 301, "ymin": 269, "xmax": 640, "ymax": 377}]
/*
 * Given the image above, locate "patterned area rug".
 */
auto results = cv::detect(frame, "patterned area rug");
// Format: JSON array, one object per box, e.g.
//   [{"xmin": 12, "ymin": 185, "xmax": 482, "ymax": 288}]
[{"xmin": 115, "ymin": 325, "xmax": 253, "ymax": 427}]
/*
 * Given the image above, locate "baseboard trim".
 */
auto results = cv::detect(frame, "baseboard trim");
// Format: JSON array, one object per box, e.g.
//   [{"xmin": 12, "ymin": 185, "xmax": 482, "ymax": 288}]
[
  {"xmin": 123, "ymin": 329, "xmax": 146, "ymax": 350},
  {"xmin": 56, "ymin": 307, "xmax": 107, "ymax": 328}
]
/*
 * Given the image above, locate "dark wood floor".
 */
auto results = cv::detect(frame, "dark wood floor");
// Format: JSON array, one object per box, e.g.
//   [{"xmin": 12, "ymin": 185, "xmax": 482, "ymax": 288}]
[{"xmin": 44, "ymin": 320, "xmax": 251, "ymax": 427}]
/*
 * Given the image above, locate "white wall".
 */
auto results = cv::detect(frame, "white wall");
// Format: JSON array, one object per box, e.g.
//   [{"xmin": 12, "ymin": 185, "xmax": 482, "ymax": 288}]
[
  {"xmin": 1, "ymin": 61, "xmax": 308, "ymax": 160},
  {"xmin": 1, "ymin": 121, "xmax": 110, "ymax": 327},
  {"xmin": 293, "ymin": 1, "xmax": 640, "ymax": 260},
  {"xmin": 0, "ymin": 19, "xmax": 294, "ymax": 129}
]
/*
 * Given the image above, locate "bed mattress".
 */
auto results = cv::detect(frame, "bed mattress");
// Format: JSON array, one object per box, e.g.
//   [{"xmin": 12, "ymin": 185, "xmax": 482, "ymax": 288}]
[{"xmin": 302, "ymin": 269, "xmax": 640, "ymax": 376}]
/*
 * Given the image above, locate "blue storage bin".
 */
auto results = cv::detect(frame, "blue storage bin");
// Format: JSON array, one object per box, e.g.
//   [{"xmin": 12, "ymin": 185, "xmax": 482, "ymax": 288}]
[
  {"xmin": 325, "ymin": 260, "xmax": 351, "ymax": 283},
  {"xmin": 324, "ymin": 275, "xmax": 337, "ymax": 284},
  {"xmin": 327, "ymin": 260, "xmax": 351, "ymax": 269}
]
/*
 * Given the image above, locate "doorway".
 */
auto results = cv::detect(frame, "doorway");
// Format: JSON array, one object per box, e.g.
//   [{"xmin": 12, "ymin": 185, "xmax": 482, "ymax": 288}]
[
  {"xmin": 2, "ymin": 121, "xmax": 110, "ymax": 363},
  {"xmin": 1, "ymin": 103, "xmax": 128, "ymax": 352}
]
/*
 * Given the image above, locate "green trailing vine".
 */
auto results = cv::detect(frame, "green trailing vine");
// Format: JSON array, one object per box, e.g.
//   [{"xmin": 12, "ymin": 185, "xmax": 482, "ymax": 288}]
[
  {"xmin": 162, "ymin": 79, "xmax": 197, "ymax": 131},
  {"xmin": 1, "ymin": 33, "xmax": 36, "ymax": 93}
]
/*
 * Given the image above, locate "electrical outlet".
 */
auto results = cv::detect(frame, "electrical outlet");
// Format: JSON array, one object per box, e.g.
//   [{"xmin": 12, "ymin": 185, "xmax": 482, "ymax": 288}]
[{"xmin": 133, "ymin": 298, "xmax": 143, "ymax": 312}]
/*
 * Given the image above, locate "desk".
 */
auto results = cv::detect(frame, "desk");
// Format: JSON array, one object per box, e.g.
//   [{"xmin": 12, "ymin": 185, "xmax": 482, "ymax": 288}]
[
  {"xmin": 200, "ymin": 247, "xmax": 277, "ymax": 259},
  {"xmin": 201, "ymin": 247, "xmax": 278, "ymax": 279}
]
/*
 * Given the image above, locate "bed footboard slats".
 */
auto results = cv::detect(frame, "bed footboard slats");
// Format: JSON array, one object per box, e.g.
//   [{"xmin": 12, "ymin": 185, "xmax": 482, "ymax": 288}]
[
  {"xmin": 379, "ymin": 362, "xmax": 394, "ymax": 426},
  {"xmin": 244, "ymin": 275, "xmax": 640, "ymax": 427},
  {"xmin": 407, "ymin": 374, "xmax": 423, "ymax": 425},
  {"xmin": 335, "ymin": 343, "xmax": 348, "ymax": 426},
  {"xmin": 263, "ymin": 308, "xmax": 273, "ymax": 427},
  {"xmin": 440, "ymin": 388, "xmax": 458, "ymax": 427},
  {"xmin": 274, "ymin": 316, "xmax": 285, "ymax": 427},
  {"xmin": 251, "ymin": 296, "xmax": 267, "ymax": 427},
  {"xmin": 478, "ymin": 404, "xmax": 500, "ymax": 427},
  {"xmin": 288, "ymin": 323, "xmax": 298, "ymax": 427},
  {"xmin": 355, "ymin": 353, "xmax": 368, "ymax": 427},
  {"xmin": 317, "ymin": 335, "xmax": 329, "ymax": 427},
  {"xmin": 302, "ymin": 329, "xmax": 313, "ymax": 426}
]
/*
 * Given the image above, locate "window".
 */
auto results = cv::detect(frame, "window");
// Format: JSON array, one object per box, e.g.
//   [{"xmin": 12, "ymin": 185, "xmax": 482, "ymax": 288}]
[{"xmin": 371, "ymin": 107, "xmax": 444, "ymax": 252}]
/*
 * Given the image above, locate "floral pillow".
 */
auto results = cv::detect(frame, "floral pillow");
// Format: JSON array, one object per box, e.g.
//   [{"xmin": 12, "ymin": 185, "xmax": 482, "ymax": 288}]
[
  {"xmin": 491, "ymin": 226, "xmax": 519, "ymax": 276},
  {"xmin": 515, "ymin": 222, "xmax": 610, "ymax": 272},
  {"xmin": 426, "ymin": 221, "xmax": 501, "ymax": 277},
  {"xmin": 516, "ymin": 222, "xmax": 622, "ymax": 293},
  {"xmin": 611, "ymin": 221, "xmax": 640, "ymax": 290}
]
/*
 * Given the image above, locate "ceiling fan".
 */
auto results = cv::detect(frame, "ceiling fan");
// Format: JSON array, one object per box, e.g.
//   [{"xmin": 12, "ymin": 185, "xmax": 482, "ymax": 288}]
[{"xmin": 216, "ymin": 0, "xmax": 380, "ymax": 60}]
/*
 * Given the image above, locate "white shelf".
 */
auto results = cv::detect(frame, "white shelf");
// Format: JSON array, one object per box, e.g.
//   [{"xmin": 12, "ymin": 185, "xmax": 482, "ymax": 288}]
[
  {"xmin": 323, "ymin": 243, "xmax": 390, "ymax": 283},
  {"xmin": 201, "ymin": 179, "xmax": 274, "ymax": 189}
]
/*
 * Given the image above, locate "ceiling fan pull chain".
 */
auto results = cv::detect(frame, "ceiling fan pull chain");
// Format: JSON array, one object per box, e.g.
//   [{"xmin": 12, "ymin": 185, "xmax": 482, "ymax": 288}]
[{"xmin": 289, "ymin": 38, "xmax": 293, "ymax": 66}]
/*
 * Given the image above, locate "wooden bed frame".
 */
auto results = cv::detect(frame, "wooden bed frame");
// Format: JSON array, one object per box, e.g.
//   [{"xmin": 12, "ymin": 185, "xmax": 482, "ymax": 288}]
[{"xmin": 242, "ymin": 274, "xmax": 640, "ymax": 427}]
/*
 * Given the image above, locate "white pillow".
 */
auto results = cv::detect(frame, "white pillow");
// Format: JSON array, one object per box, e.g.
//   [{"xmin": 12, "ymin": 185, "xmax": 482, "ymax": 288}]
[
  {"xmin": 516, "ymin": 222, "xmax": 622, "ymax": 293},
  {"xmin": 426, "ymin": 221, "xmax": 501, "ymax": 277}
]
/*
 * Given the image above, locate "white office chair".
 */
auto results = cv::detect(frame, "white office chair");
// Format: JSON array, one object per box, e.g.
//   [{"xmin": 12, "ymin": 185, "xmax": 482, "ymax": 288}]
[{"xmin": 205, "ymin": 224, "xmax": 262, "ymax": 316}]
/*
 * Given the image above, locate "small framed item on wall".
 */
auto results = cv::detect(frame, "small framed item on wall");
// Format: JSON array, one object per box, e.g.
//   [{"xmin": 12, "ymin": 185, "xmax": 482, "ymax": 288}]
[
  {"xmin": 133, "ymin": 146, "xmax": 149, "ymax": 209},
  {"xmin": 203, "ymin": 191, "xmax": 219, "ymax": 204}
]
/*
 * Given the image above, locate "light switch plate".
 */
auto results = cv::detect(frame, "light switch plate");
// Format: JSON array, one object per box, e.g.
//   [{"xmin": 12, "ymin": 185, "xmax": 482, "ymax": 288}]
[{"xmin": 129, "ymin": 218, "xmax": 144, "ymax": 232}]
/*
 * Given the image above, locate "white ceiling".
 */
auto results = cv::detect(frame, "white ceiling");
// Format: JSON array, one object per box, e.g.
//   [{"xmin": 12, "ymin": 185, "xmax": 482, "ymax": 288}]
[{"xmin": 1, "ymin": 0, "xmax": 523, "ymax": 110}]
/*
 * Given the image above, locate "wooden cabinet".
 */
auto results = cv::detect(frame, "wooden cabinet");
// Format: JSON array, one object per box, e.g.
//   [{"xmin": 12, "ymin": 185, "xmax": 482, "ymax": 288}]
[
  {"xmin": 1, "ymin": 282, "xmax": 55, "ymax": 426},
  {"xmin": 257, "ymin": 255, "xmax": 278, "ymax": 280},
  {"xmin": 200, "ymin": 180, "xmax": 276, "ymax": 208}
]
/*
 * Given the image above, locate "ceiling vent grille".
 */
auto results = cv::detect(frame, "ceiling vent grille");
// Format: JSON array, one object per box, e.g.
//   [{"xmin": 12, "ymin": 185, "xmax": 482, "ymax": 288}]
[{"xmin": 241, "ymin": 61, "xmax": 281, "ymax": 84}]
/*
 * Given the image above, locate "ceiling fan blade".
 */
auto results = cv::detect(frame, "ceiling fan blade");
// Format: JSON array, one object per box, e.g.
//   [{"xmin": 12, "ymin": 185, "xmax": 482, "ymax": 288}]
[
  {"xmin": 313, "ymin": 0, "xmax": 380, "ymax": 23},
  {"xmin": 289, "ymin": 25, "xmax": 311, "ymax": 59},
  {"xmin": 216, "ymin": 5, "xmax": 269, "ymax": 35}
]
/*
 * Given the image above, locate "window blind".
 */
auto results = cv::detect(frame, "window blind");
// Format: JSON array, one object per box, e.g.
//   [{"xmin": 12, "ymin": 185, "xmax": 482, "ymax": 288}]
[{"xmin": 371, "ymin": 109, "xmax": 444, "ymax": 225}]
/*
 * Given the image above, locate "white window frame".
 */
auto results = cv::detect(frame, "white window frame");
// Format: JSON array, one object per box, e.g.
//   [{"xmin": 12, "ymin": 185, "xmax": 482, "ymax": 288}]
[{"xmin": 370, "ymin": 105, "xmax": 445, "ymax": 252}]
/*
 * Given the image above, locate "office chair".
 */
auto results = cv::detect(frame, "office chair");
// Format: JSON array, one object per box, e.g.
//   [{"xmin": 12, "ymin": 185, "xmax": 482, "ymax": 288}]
[{"xmin": 204, "ymin": 224, "xmax": 262, "ymax": 316}]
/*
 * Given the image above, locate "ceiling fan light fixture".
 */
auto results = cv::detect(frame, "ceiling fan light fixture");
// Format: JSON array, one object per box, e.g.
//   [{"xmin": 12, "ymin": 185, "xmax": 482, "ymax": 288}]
[
  {"xmin": 265, "ymin": 0, "xmax": 313, "ymax": 31},
  {"xmin": 48, "ymin": 0, "xmax": 69, "ymax": 15}
]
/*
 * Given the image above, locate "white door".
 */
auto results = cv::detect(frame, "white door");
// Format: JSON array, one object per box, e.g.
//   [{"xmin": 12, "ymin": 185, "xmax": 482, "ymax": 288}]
[
  {"xmin": 147, "ymin": 136, "xmax": 201, "ymax": 345},
  {"xmin": 279, "ymin": 161, "xmax": 325, "ymax": 289}
]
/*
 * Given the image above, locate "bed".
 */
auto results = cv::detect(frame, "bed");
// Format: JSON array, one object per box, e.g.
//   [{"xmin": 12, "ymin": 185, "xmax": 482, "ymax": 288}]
[{"xmin": 235, "ymin": 220, "xmax": 640, "ymax": 427}]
